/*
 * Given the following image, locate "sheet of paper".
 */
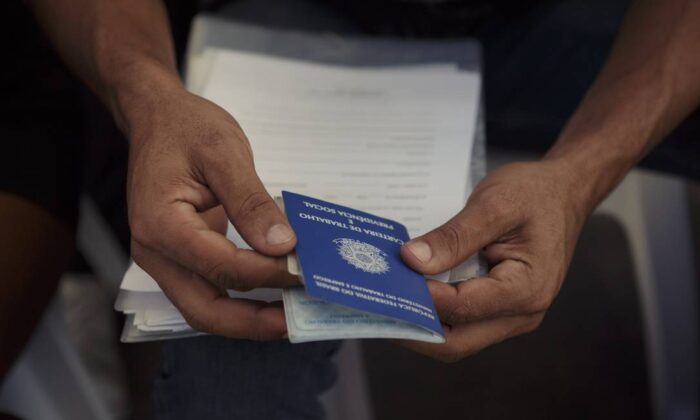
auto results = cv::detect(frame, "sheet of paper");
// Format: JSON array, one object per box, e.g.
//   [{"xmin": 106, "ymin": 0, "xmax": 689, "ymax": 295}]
[
  {"xmin": 283, "ymin": 288, "xmax": 443, "ymax": 343},
  {"xmin": 188, "ymin": 54, "xmax": 460, "ymax": 95},
  {"xmin": 201, "ymin": 49, "xmax": 481, "ymax": 238}
]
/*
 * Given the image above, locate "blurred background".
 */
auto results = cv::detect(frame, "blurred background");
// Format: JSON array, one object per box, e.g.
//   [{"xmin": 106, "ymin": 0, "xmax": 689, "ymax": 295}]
[{"xmin": 0, "ymin": 0, "xmax": 698, "ymax": 419}]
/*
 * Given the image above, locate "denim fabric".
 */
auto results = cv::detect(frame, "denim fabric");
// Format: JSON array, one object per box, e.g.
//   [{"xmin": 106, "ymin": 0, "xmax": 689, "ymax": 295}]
[{"xmin": 154, "ymin": 337, "xmax": 340, "ymax": 420}]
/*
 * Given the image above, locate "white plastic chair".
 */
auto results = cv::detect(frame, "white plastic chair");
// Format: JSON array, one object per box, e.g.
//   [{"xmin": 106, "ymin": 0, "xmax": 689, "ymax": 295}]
[
  {"xmin": 596, "ymin": 168, "xmax": 699, "ymax": 420},
  {"xmin": 0, "ymin": 299, "xmax": 112, "ymax": 420}
]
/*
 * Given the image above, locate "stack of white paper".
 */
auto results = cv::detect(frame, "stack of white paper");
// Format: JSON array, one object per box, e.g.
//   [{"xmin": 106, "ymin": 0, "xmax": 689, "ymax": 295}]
[{"xmin": 115, "ymin": 27, "xmax": 483, "ymax": 342}]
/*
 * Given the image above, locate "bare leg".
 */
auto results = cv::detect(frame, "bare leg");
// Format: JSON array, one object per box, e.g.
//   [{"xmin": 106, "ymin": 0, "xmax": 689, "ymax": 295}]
[{"xmin": 0, "ymin": 193, "xmax": 75, "ymax": 379}]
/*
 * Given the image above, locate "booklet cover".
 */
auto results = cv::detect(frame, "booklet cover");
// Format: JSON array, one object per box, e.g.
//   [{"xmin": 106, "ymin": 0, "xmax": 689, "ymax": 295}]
[{"xmin": 282, "ymin": 191, "xmax": 443, "ymax": 337}]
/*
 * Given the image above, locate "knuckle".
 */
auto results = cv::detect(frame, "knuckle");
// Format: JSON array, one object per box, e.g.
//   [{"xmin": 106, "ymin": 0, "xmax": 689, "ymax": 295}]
[
  {"xmin": 181, "ymin": 310, "xmax": 211, "ymax": 333},
  {"xmin": 204, "ymin": 262, "xmax": 255, "ymax": 292},
  {"xmin": 203, "ymin": 261, "xmax": 233, "ymax": 287},
  {"xmin": 527, "ymin": 293, "xmax": 552, "ymax": 314},
  {"xmin": 427, "ymin": 342, "xmax": 472, "ymax": 363},
  {"xmin": 437, "ymin": 223, "xmax": 466, "ymax": 262},
  {"xmin": 516, "ymin": 271, "xmax": 554, "ymax": 314},
  {"xmin": 210, "ymin": 271, "xmax": 232, "ymax": 290},
  {"xmin": 130, "ymin": 216, "xmax": 156, "ymax": 248},
  {"xmin": 227, "ymin": 275, "xmax": 255, "ymax": 292},
  {"xmin": 235, "ymin": 190, "xmax": 275, "ymax": 221},
  {"xmin": 483, "ymin": 195, "xmax": 510, "ymax": 220},
  {"xmin": 198, "ymin": 127, "xmax": 229, "ymax": 151},
  {"xmin": 248, "ymin": 325, "xmax": 266, "ymax": 342},
  {"xmin": 470, "ymin": 189, "xmax": 499, "ymax": 213},
  {"xmin": 196, "ymin": 124, "xmax": 252, "ymax": 162},
  {"xmin": 473, "ymin": 192, "xmax": 515, "ymax": 227},
  {"xmin": 523, "ymin": 314, "xmax": 545, "ymax": 334},
  {"xmin": 442, "ymin": 304, "xmax": 461, "ymax": 325},
  {"xmin": 444, "ymin": 299, "xmax": 476, "ymax": 324},
  {"xmin": 130, "ymin": 245, "xmax": 148, "ymax": 267},
  {"xmin": 440, "ymin": 353, "xmax": 461, "ymax": 363},
  {"xmin": 530, "ymin": 296, "xmax": 551, "ymax": 313},
  {"xmin": 438, "ymin": 348, "xmax": 468, "ymax": 363}
]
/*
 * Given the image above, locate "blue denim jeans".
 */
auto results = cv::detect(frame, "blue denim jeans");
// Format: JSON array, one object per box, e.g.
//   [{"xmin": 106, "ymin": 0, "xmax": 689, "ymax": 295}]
[{"xmin": 154, "ymin": 337, "xmax": 340, "ymax": 419}]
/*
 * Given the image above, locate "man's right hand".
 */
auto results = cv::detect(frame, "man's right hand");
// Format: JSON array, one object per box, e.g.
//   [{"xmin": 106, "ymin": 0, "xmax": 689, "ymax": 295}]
[{"xmin": 126, "ymin": 83, "xmax": 298, "ymax": 340}]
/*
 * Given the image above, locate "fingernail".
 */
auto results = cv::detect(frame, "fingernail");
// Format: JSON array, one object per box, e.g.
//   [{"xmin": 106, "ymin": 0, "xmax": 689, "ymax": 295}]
[
  {"xmin": 407, "ymin": 241, "xmax": 432, "ymax": 264},
  {"xmin": 266, "ymin": 223, "xmax": 295, "ymax": 245}
]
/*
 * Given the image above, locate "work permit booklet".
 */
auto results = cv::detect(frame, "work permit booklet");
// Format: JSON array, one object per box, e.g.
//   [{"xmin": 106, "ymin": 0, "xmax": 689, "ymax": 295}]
[{"xmin": 281, "ymin": 191, "xmax": 445, "ymax": 343}]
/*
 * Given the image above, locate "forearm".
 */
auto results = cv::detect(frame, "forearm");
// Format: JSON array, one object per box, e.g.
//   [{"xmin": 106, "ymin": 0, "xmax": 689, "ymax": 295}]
[
  {"xmin": 545, "ymin": 0, "xmax": 700, "ymax": 212},
  {"xmin": 29, "ymin": 0, "xmax": 183, "ymax": 133}
]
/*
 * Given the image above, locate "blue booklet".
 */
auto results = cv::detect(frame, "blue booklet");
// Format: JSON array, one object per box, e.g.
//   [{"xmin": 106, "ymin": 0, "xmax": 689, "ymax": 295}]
[{"xmin": 282, "ymin": 191, "xmax": 444, "ymax": 338}]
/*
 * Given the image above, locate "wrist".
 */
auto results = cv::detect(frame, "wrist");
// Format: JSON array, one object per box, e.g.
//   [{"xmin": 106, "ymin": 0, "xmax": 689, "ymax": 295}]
[
  {"xmin": 105, "ymin": 57, "xmax": 186, "ymax": 138},
  {"xmin": 543, "ymin": 132, "xmax": 636, "ymax": 217}
]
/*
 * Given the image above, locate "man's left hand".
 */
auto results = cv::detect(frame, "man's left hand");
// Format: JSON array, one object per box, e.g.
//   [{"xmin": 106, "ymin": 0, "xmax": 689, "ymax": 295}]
[{"xmin": 400, "ymin": 160, "xmax": 589, "ymax": 362}]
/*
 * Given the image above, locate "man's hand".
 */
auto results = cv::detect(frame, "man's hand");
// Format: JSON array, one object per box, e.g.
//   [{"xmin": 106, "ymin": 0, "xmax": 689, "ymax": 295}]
[
  {"xmin": 32, "ymin": 0, "xmax": 300, "ymax": 341},
  {"xmin": 396, "ymin": 0, "xmax": 700, "ymax": 362},
  {"xmin": 400, "ymin": 161, "xmax": 588, "ymax": 362},
  {"xmin": 127, "ymin": 84, "xmax": 298, "ymax": 340}
]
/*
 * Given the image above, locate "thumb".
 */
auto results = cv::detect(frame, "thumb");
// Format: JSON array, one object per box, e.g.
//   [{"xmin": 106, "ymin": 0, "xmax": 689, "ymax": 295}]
[
  {"xmin": 203, "ymin": 157, "xmax": 295, "ymax": 257},
  {"xmin": 401, "ymin": 201, "xmax": 516, "ymax": 274}
]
